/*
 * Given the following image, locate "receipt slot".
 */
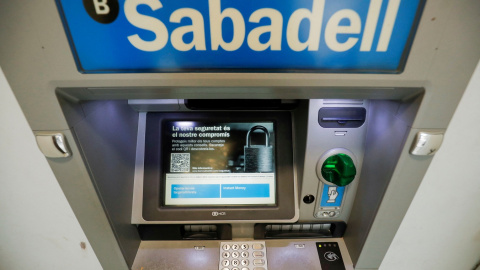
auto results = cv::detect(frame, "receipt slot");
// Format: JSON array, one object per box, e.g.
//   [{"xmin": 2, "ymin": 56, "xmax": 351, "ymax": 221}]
[{"xmin": 1, "ymin": 1, "xmax": 480, "ymax": 270}]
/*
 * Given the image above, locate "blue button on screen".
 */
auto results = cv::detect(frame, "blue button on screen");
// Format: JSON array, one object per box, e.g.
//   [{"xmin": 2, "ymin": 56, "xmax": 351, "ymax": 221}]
[
  {"xmin": 171, "ymin": 184, "xmax": 220, "ymax": 198},
  {"xmin": 221, "ymin": 184, "xmax": 270, "ymax": 198}
]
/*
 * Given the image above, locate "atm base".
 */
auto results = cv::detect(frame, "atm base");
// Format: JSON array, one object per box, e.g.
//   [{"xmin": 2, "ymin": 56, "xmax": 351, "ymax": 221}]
[{"xmin": 132, "ymin": 238, "xmax": 354, "ymax": 270}]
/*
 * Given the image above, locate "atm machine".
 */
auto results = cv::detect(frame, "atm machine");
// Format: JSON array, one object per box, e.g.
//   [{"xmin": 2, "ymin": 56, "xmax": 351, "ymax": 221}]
[{"xmin": 1, "ymin": 0, "xmax": 479, "ymax": 269}]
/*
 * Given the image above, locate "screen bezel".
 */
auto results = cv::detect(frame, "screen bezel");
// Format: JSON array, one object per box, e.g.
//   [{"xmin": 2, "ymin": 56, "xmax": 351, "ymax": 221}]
[{"xmin": 142, "ymin": 111, "xmax": 296, "ymax": 222}]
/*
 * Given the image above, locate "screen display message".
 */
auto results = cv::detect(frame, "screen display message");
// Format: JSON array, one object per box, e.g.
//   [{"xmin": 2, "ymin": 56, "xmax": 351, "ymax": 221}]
[{"xmin": 162, "ymin": 121, "xmax": 276, "ymax": 206}]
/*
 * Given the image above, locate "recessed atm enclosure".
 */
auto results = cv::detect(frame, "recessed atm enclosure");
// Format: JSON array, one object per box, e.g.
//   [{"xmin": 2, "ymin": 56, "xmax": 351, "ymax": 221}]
[{"xmin": 53, "ymin": 93, "xmax": 424, "ymax": 269}]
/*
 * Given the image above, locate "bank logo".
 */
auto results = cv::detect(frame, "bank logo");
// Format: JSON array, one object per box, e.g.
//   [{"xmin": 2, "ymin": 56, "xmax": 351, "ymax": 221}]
[
  {"xmin": 58, "ymin": 0, "xmax": 424, "ymax": 72},
  {"xmin": 112, "ymin": 0, "xmax": 401, "ymax": 52},
  {"xmin": 83, "ymin": 0, "xmax": 119, "ymax": 24}
]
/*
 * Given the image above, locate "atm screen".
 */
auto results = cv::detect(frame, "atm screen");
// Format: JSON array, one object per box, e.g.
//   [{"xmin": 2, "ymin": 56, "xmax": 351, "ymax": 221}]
[
  {"xmin": 142, "ymin": 112, "xmax": 296, "ymax": 222},
  {"xmin": 162, "ymin": 121, "xmax": 276, "ymax": 206}
]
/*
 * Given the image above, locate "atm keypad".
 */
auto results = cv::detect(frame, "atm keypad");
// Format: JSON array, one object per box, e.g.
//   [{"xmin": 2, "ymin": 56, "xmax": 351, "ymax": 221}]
[{"xmin": 219, "ymin": 241, "xmax": 268, "ymax": 270}]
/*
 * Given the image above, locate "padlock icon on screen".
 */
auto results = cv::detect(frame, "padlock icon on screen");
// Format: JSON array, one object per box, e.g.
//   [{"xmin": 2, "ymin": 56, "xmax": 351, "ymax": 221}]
[{"xmin": 244, "ymin": 125, "xmax": 273, "ymax": 172}]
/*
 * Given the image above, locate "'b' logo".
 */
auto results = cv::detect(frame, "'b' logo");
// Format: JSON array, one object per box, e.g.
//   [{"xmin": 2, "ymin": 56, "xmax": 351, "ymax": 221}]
[{"xmin": 83, "ymin": 0, "xmax": 119, "ymax": 24}]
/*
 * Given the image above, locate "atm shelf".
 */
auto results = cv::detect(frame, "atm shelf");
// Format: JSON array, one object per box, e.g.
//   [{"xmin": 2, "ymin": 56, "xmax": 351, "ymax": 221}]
[{"xmin": 131, "ymin": 239, "xmax": 354, "ymax": 270}]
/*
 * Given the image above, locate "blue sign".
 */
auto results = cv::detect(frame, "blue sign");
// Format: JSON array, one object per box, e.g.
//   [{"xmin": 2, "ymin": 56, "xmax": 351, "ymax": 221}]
[{"xmin": 56, "ymin": 0, "xmax": 424, "ymax": 73}]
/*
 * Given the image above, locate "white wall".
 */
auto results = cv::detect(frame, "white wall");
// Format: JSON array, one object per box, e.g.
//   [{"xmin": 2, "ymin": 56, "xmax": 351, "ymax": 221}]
[
  {"xmin": 0, "ymin": 67, "xmax": 102, "ymax": 270},
  {"xmin": 380, "ymin": 63, "xmax": 480, "ymax": 269}
]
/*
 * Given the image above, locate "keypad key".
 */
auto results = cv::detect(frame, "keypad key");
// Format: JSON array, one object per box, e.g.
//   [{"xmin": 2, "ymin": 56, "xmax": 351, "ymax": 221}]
[
  {"xmin": 254, "ymin": 259, "xmax": 265, "ymax": 266},
  {"xmin": 253, "ymin": 251, "xmax": 264, "ymax": 258},
  {"xmin": 252, "ymin": 243, "xmax": 264, "ymax": 250}
]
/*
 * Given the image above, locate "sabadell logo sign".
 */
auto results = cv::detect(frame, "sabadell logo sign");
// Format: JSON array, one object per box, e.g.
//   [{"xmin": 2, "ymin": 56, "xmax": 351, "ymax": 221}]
[{"xmin": 57, "ymin": 0, "xmax": 424, "ymax": 73}]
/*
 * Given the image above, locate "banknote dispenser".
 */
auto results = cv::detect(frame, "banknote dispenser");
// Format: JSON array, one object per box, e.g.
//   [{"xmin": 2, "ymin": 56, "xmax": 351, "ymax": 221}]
[{"xmin": 1, "ymin": 0, "xmax": 480, "ymax": 269}]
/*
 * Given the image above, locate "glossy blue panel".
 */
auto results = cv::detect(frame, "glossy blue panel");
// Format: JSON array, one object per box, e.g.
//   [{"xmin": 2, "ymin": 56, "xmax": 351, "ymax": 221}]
[{"xmin": 57, "ymin": 0, "xmax": 423, "ymax": 73}]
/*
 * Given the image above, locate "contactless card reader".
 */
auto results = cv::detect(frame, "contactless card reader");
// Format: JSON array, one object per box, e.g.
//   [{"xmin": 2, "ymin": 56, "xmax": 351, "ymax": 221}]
[{"xmin": 317, "ymin": 242, "xmax": 346, "ymax": 270}]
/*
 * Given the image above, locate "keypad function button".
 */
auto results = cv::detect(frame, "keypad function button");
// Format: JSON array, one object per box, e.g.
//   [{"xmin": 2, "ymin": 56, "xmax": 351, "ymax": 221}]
[
  {"xmin": 241, "ymin": 244, "xmax": 249, "ymax": 250},
  {"xmin": 222, "ymin": 244, "xmax": 231, "ymax": 251},
  {"xmin": 253, "ymin": 251, "xmax": 264, "ymax": 258},
  {"xmin": 241, "ymin": 251, "xmax": 249, "ymax": 258},
  {"xmin": 252, "ymin": 243, "xmax": 264, "ymax": 250},
  {"xmin": 253, "ymin": 259, "xmax": 265, "ymax": 266}
]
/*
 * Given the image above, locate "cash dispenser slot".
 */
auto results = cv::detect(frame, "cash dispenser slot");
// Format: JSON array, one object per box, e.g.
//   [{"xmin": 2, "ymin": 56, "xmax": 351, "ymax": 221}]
[
  {"xmin": 254, "ymin": 223, "xmax": 347, "ymax": 239},
  {"xmin": 138, "ymin": 224, "xmax": 232, "ymax": 241}
]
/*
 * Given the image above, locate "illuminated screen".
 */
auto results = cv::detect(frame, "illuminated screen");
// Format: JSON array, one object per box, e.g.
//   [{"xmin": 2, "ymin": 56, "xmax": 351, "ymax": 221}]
[
  {"xmin": 142, "ymin": 111, "xmax": 295, "ymax": 222},
  {"xmin": 162, "ymin": 121, "xmax": 276, "ymax": 206}
]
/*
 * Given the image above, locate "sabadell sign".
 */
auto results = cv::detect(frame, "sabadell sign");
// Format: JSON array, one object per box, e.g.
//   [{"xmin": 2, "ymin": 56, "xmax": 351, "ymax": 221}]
[{"xmin": 57, "ymin": 0, "xmax": 424, "ymax": 73}]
